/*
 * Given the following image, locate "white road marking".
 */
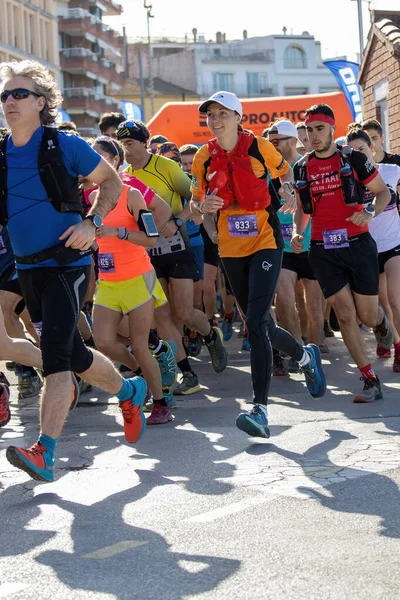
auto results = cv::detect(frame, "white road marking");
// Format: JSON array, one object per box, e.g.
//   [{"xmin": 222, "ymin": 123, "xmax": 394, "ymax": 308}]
[
  {"xmin": 0, "ymin": 583, "xmax": 29, "ymax": 598},
  {"xmin": 83, "ymin": 540, "xmax": 147, "ymax": 559}
]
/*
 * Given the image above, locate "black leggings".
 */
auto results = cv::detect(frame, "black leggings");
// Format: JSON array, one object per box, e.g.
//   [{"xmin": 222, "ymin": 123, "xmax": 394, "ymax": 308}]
[{"xmin": 222, "ymin": 249, "xmax": 303, "ymax": 405}]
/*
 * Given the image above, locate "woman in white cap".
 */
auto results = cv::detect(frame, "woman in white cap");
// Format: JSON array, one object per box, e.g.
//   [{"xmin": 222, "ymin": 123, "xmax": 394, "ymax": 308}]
[{"xmin": 190, "ymin": 91, "xmax": 326, "ymax": 439}]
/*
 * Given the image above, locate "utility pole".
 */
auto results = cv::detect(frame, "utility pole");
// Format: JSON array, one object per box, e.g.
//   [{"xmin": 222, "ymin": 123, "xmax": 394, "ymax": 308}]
[
  {"xmin": 144, "ymin": 1, "xmax": 155, "ymax": 118},
  {"xmin": 351, "ymin": 0, "xmax": 364, "ymax": 63}
]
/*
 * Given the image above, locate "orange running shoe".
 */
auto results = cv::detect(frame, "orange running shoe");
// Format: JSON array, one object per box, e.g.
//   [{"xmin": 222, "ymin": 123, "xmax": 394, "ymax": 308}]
[
  {"xmin": 6, "ymin": 442, "xmax": 55, "ymax": 482},
  {"xmin": 119, "ymin": 377, "xmax": 147, "ymax": 443},
  {"xmin": 0, "ymin": 383, "xmax": 10, "ymax": 427},
  {"xmin": 393, "ymin": 354, "xmax": 400, "ymax": 372},
  {"xmin": 376, "ymin": 344, "xmax": 391, "ymax": 359}
]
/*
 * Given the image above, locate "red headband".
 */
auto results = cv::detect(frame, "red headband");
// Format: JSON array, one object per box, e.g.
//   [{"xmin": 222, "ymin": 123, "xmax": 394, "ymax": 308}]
[{"xmin": 304, "ymin": 113, "xmax": 335, "ymax": 126}]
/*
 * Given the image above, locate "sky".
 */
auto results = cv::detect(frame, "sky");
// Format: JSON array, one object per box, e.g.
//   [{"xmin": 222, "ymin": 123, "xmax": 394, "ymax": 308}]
[{"xmin": 105, "ymin": 0, "xmax": 399, "ymax": 62}]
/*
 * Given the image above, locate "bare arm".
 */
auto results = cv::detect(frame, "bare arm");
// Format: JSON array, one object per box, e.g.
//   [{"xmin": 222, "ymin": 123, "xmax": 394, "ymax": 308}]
[
  {"xmin": 347, "ymin": 172, "xmax": 390, "ymax": 227},
  {"xmin": 86, "ymin": 157, "xmax": 123, "ymax": 219},
  {"xmin": 147, "ymin": 193, "xmax": 172, "ymax": 232},
  {"xmin": 291, "ymin": 195, "xmax": 310, "ymax": 254}
]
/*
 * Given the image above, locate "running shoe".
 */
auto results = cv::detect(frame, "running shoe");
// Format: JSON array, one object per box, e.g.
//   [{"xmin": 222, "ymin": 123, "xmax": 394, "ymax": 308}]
[
  {"xmin": 236, "ymin": 404, "xmax": 270, "ymax": 439},
  {"xmin": 70, "ymin": 374, "xmax": 81, "ymax": 411},
  {"xmin": 188, "ymin": 332, "xmax": 202, "ymax": 357},
  {"xmin": 119, "ymin": 364, "xmax": 133, "ymax": 377},
  {"xmin": 273, "ymin": 351, "xmax": 288, "ymax": 376},
  {"xmin": 393, "ymin": 354, "xmax": 400, "ymax": 372},
  {"xmin": 17, "ymin": 371, "xmax": 42, "ymax": 400},
  {"xmin": 373, "ymin": 314, "xmax": 394, "ymax": 349},
  {"xmin": 221, "ymin": 317, "xmax": 234, "ymax": 342},
  {"xmin": 241, "ymin": 337, "xmax": 251, "ymax": 351},
  {"xmin": 173, "ymin": 371, "xmax": 201, "ymax": 396},
  {"xmin": 319, "ymin": 343, "xmax": 330, "ymax": 354},
  {"xmin": 147, "ymin": 403, "xmax": 174, "ymax": 425},
  {"xmin": 209, "ymin": 316, "xmax": 219, "ymax": 328},
  {"xmin": 0, "ymin": 384, "xmax": 11, "ymax": 427},
  {"xmin": 300, "ymin": 344, "xmax": 326, "ymax": 399},
  {"xmin": 323, "ymin": 320, "xmax": 335, "ymax": 338},
  {"xmin": 155, "ymin": 341, "xmax": 178, "ymax": 387},
  {"xmin": 119, "ymin": 376, "xmax": 147, "ymax": 443},
  {"xmin": 6, "ymin": 442, "xmax": 55, "ymax": 482},
  {"xmin": 287, "ymin": 357, "xmax": 300, "ymax": 373},
  {"xmin": 163, "ymin": 385, "xmax": 176, "ymax": 408},
  {"xmin": 376, "ymin": 344, "xmax": 391, "ymax": 358},
  {"xmin": 353, "ymin": 377, "xmax": 382, "ymax": 403},
  {"xmin": 6, "ymin": 361, "xmax": 18, "ymax": 371},
  {"xmin": 238, "ymin": 322, "xmax": 245, "ymax": 338},
  {"xmin": 205, "ymin": 327, "xmax": 228, "ymax": 373},
  {"xmin": 0, "ymin": 371, "xmax": 10, "ymax": 391}
]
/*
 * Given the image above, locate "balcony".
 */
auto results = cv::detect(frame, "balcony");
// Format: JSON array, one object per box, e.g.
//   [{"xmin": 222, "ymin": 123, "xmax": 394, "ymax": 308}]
[
  {"xmin": 88, "ymin": 0, "xmax": 122, "ymax": 16},
  {"xmin": 60, "ymin": 48, "xmax": 125, "ymax": 85},
  {"xmin": 58, "ymin": 8, "xmax": 123, "ymax": 49},
  {"xmin": 62, "ymin": 87, "xmax": 120, "ymax": 116}
]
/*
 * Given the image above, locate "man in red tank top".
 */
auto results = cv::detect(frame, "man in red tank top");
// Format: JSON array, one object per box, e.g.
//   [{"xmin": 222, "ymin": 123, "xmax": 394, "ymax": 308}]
[{"xmin": 291, "ymin": 103, "xmax": 392, "ymax": 403}]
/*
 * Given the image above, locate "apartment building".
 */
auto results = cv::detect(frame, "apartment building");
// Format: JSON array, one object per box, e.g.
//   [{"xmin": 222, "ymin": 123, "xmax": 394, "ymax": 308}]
[{"xmin": 57, "ymin": 0, "xmax": 125, "ymax": 135}]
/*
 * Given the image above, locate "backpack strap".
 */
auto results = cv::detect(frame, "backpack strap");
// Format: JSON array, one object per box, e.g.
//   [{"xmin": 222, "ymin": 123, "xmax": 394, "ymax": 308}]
[
  {"xmin": 248, "ymin": 137, "xmax": 268, "ymax": 180},
  {"xmin": 0, "ymin": 134, "xmax": 10, "ymax": 225}
]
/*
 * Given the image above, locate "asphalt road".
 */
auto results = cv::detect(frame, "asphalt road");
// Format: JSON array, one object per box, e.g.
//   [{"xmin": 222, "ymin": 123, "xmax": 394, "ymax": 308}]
[{"xmin": 1, "ymin": 327, "xmax": 400, "ymax": 600}]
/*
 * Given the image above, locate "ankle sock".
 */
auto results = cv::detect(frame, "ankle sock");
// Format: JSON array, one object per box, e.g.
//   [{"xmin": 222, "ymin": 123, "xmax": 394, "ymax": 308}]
[
  {"xmin": 116, "ymin": 378, "xmax": 133, "ymax": 402},
  {"xmin": 359, "ymin": 364, "xmax": 376, "ymax": 379},
  {"xmin": 394, "ymin": 341, "xmax": 400, "ymax": 356},
  {"xmin": 204, "ymin": 328, "xmax": 216, "ymax": 344},
  {"xmin": 178, "ymin": 358, "xmax": 192, "ymax": 374},
  {"xmin": 153, "ymin": 398, "xmax": 167, "ymax": 406},
  {"xmin": 224, "ymin": 311, "xmax": 235, "ymax": 321},
  {"xmin": 298, "ymin": 350, "xmax": 311, "ymax": 367},
  {"xmin": 38, "ymin": 433, "xmax": 58, "ymax": 461},
  {"xmin": 134, "ymin": 368, "xmax": 143, "ymax": 377}
]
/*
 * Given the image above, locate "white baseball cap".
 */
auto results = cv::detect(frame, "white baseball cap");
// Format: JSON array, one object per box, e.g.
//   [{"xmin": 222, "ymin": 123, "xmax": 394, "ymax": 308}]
[
  {"xmin": 198, "ymin": 91, "xmax": 243, "ymax": 118},
  {"xmin": 268, "ymin": 120, "xmax": 303, "ymax": 147}
]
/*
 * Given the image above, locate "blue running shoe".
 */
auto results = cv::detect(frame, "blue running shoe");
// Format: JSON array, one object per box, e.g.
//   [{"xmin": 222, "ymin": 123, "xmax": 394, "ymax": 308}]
[
  {"xmin": 163, "ymin": 385, "xmax": 176, "ymax": 408},
  {"xmin": 221, "ymin": 318, "xmax": 234, "ymax": 342},
  {"xmin": 155, "ymin": 341, "xmax": 178, "ymax": 387},
  {"xmin": 236, "ymin": 404, "xmax": 270, "ymax": 438},
  {"xmin": 241, "ymin": 337, "xmax": 251, "ymax": 351},
  {"xmin": 300, "ymin": 344, "xmax": 326, "ymax": 398}
]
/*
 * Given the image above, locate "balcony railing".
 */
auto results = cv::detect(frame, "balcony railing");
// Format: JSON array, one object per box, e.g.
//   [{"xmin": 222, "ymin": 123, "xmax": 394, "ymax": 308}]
[
  {"xmin": 202, "ymin": 52, "xmax": 275, "ymax": 64},
  {"xmin": 58, "ymin": 8, "xmax": 123, "ymax": 47},
  {"xmin": 62, "ymin": 87, "xmax": 120, "ymax": 115},
  {"xmin": 60, "ymin": 48, "xmax": 125, "ymax": 84}
]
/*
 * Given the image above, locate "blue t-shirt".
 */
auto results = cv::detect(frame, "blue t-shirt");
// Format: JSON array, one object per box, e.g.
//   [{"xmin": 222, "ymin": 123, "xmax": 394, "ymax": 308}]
[
  {"xmin": 183, "ymin": 173, "xmax": 203, "ymax": 248},
  {"xmin": 6, "ymin": 127, "xmax": 101, "ymax": 269},
  {"xmin": 273, "ymin": 156, "xmax": 311, "ymax": 254}
]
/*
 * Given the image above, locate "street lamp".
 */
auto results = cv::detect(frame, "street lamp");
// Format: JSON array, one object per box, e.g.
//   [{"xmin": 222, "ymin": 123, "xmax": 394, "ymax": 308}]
[{"xmin": 144, "ymin": 1, "xmax": 155, "ymax": 117}]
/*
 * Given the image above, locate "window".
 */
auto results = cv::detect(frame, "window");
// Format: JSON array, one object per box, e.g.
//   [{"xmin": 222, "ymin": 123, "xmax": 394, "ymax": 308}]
[
  {"xmin": 247, "ymin": 72, "xmax": 269, "ymax": 96},
  {"xmin": 284, "ymin": 87, "xmax": 309, "ymax": 96},
  {"xmin": 284, "ymin": 46, "xmax": 307, "ymax": 69},
  {"xmin": 212, "ymin": 73, "xmax": 233, "ymax": 90}
]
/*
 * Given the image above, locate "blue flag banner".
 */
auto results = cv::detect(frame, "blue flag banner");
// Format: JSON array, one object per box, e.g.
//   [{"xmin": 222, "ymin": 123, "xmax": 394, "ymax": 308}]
[
  {"xmin": 323, "ymin": 60, "xmax": 362, "ymax": 123},
  {"xmin": 120, "ymin": 101, "xmax": 142, "ymax": 121},
  {"xmin": 55, "ymin": 109, "xmax": 72, "ymax": 124}
]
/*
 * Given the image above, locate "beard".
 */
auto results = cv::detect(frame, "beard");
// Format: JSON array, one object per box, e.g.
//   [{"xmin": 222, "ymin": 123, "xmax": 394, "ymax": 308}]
[{"xmin": 320, "ymin": 130, "xmax": 333, "ymax": 153}]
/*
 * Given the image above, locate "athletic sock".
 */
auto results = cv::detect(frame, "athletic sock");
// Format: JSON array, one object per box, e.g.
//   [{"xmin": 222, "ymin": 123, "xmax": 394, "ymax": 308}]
[
  {"xmin": 38, "ymin": 433, "xmax": 58, "ymax": 462},
  {"xmin": 84, "ymin": 335, "xmax": 95, "ymax": 348},
  {"xmin": 298, "ymin": 350, "xmax": 311, "ymax": 367},
  {"xmin": 20, "ymin": 364, "xmax": 36, "ymax": 377},
  {"xmin": 148, "ymin": 329, "xmax": 160, "ymax": 350},
  {"xmin": 177, "ymin": 358, "xmax": 192, "ymax": 374},
  {"xmin": 359, "ymin": 364, "xmax": 377, "ymax": 379},
  {"xmin": 134, "ymin": 368, "xmax": 143, "ymax": 377},
  {"xmin": 152, "ymin": 340, "xmax": 163, "ymax": 354},
  {"xmin": 116, "ymin": 378, "xmax": 133, "ymax": 402},
  {"xmin": 154, "ymin": 342, "xmax": 169, "ymax": 356},
  {"xmin": 394, "ymin": 341, "xmax": 400, "ymax": 356},
  {"xmin": 153, "ymin": 398, "xmax": 167, "ymax": 406},
  {"xmin": 204, "ymin": 328, "xmax": 217, "ymax": 344}
]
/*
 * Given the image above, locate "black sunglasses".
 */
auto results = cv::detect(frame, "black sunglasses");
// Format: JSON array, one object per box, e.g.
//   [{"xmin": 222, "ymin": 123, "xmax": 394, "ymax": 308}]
[
  {"xmin": 269, "ymin": 136, "xmax": 293, "ymax": 147},
  {"xmin": 0, "ymin": 88, "xmax": 41, "ymax": 103}
]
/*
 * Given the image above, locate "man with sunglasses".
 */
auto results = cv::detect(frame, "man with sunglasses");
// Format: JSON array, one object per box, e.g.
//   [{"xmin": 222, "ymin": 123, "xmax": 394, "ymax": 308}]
[
  {"xmin": 0, "ymin": 60, "xmax": 151, "ymax": 483},
  {"xmin": 268, "ymin": 120, "xmax": 324, "ymax": 372},
  {"xmin": 117, "ymin": 120, "xmax": 228, "ymax": 396}
]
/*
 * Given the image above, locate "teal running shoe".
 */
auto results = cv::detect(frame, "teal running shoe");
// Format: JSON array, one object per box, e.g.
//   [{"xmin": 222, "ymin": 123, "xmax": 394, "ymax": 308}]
[
  {"xmin": 236, "ymin": 404, "xmax": 270, "ymax": 438},
  {"xmin": 300, "ymin": 344, "xmax": 326, "ymax": 398},
  {"xmin": 155, "ymin": 341, "xmax": 178, "ymax": 387}
]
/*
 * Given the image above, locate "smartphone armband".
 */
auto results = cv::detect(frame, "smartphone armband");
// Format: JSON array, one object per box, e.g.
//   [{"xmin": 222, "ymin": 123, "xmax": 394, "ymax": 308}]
[{"xmin": 138, "ymin": 210, "xmax": 159, "ymax": 237}]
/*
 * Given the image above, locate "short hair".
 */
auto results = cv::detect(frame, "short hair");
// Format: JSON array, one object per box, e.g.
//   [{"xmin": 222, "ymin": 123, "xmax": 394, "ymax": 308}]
[
  {"xmin": 0, "ymin": 60, "xmax": 62, "ymax": 125},
  {"xmin": 57, "ymin": 120, "xmax": 77, "ymax": 132},
  {"xmin": 304, "ymin": 103, "xmax": 335, "ymax": 121},
  {"xmin": 361, "ymin": 118, "xmax": 383, "ymax": 136},
  {"xmin": 345, "ymin": 123, "xmax": 372, "ymax": 147},
  {"xmin": 179, "ymin": 144, "xmax": 198, "ymax": 156},
  {"xmin": 149, "ymin": 134, "xmax": 168, "ymax": 145},
  {"xmin": 98, "ymin": 112, "xmax": 126, "ymax": 134},
  {"xmin": 296, "ymin": 122, "xmax": 306, "ymax": 130}
]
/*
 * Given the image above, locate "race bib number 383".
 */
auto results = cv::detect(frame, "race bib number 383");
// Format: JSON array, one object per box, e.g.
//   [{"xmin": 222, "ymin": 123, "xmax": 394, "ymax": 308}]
[
  {"xmin": 322, "ymin": 228, "xmax": 349, "ymax": 250},
  {"xmin": 228, "ymin": 215, "xmax": 258, "ymax": 237}
]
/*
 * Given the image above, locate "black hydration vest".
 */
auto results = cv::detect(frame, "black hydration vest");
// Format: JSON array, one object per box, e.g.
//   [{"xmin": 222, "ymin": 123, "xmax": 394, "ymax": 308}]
[{"xmin": 0, "ymin": 126, "xmax": 84, "ymax": 226}]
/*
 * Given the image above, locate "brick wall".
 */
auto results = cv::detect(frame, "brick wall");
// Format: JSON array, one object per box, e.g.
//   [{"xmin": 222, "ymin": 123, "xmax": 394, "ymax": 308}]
[{"xmin": 360, "ymin": 36, "xmax": 400, "ymax": 153}]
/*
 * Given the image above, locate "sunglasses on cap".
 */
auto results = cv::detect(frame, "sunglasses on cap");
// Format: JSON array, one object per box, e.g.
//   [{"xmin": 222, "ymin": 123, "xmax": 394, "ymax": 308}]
[
  {"xmin": 269, "ymin": 136, "xmax": 293, "ymax": 147},
  {"xmin": 117, "ymin": 120, "xmax": 141, "ymax": 131},
  {"xmin": 1, "ymin": 88, "xmax": 41, "ymax": 103}
]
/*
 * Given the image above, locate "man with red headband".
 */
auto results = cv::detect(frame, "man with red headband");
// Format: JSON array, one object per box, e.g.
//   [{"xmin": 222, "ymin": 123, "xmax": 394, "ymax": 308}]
[{"xmin": 291, "ymin": 103, "xmax": 392, "ymax": 403}]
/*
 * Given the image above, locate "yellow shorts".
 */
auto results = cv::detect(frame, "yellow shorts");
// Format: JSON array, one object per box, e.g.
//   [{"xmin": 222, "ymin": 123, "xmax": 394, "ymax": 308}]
[{"xmin": 94, "ymin": 269, "xmax": 166, "ymax": 314}]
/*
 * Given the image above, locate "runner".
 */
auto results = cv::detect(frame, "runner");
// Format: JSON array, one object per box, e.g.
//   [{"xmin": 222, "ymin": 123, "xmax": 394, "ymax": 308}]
[
  {"xmin": 116, "ymin": 120, "xmax": 228, "ymax": 396},
  {"xmin": 91, "ymin": 137, "xmax": 174, "ymax": 425},
  {"xmin": 296, "ymin": 122, "xmax": 312, "ymax": 154},
  {"xmin": 346, "ymin": 124, "xmax": 400, "ymax": 372},
  {"xmin": 99, "ymin": 112, "xmax": 126, "ymax": 138},
  {"xmin": 0, "ymin": 60, "xmax": 148, "ymax": 482},
  {"xmin": 361, "ymin": 119, "xmax": 400, "ymax": 167},
  {"xmin": 291, "ymin": 103, "xmax": 392, "ymax": 402},
  {"xmin": 190, "ymin": 91, "xmax": 326, "ymax": 439},
  {"xmin": 269, "ymin": 120, "xmax": 324, "ymax": 371}
]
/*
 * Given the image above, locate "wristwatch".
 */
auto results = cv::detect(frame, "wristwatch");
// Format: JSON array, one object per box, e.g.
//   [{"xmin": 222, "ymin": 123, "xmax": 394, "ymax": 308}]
[
  {"xmin": 363, "ymin": 205, "xmax": 375, "ymax": 219},
  {"xmin": 85, "ymin": 214, "xmax": 103, "ymax": 228},
  {"xmin": 282, "ymin": 181, "xmax": 295, "ymax": 196},
  {"xmin": 174, "ymin": 217, "xmax": 183, "ymax": 228}
]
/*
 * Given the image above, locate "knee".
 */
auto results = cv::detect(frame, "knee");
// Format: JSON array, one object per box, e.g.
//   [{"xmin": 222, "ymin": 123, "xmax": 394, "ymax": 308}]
[
  {"xmin": 93, "ymin": 333, "xmax": 114, "ymax": 357},
  {"xmin": 203, "ymin": 279, "xmax": 216, "ymax": 294},
  {"xmin": 276, "ymin": 285, "xmax": 296, "ymax": 310},
  {"xmin": 334, "ymin": 305, "xmax": 357, "ymax": 328}
]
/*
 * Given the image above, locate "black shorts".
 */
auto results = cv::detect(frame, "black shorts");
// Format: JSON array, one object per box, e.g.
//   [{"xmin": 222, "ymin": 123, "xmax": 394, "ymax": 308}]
[
  {"xmin": 309, "ymin": 232, "xmax": 379, "ymax": 299},
  {"xmin": 17, "ymin": 266, "xmax": 93, "ymax": 377},
  {"xmin": 282, "ymin": 251, "xmax": 316, "ymax": 280},
  {"xmin": 0, "ymin": 264, "xmax": 23, "ymax": 296},
  {"xmin": 201, "ymin": 225, "xmax": 219, "ymax": 267},
  {"xmin": 378, "ymin": 244, "xmax": 400, "ymax": 274},
  {"xmin": 152, "ymin": 253, "xmax": 199, "ymax": 281}
]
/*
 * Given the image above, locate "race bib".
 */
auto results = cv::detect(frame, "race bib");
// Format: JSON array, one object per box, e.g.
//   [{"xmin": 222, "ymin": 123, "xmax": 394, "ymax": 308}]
[
  {"xmin": 281, "ymin": 223, "xmax": 293, "ymax": 241},
  {"xmin": 322, "ymin": 228, "xmax": 349, "ymax": 250},
  {"xmin": 228, "ymin": 215, "xmax": 258, "ymax": 237},
  {"xmin": 98, "ymin": 253, "xmax": 116, "ymax": 273},
  {"xmin": 149, "ymin": 232, "xmax": 186, "ymax": 257},
  {"xmin": 0, "ymin": 236, "xmax": 7, "ymax": 255}
]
